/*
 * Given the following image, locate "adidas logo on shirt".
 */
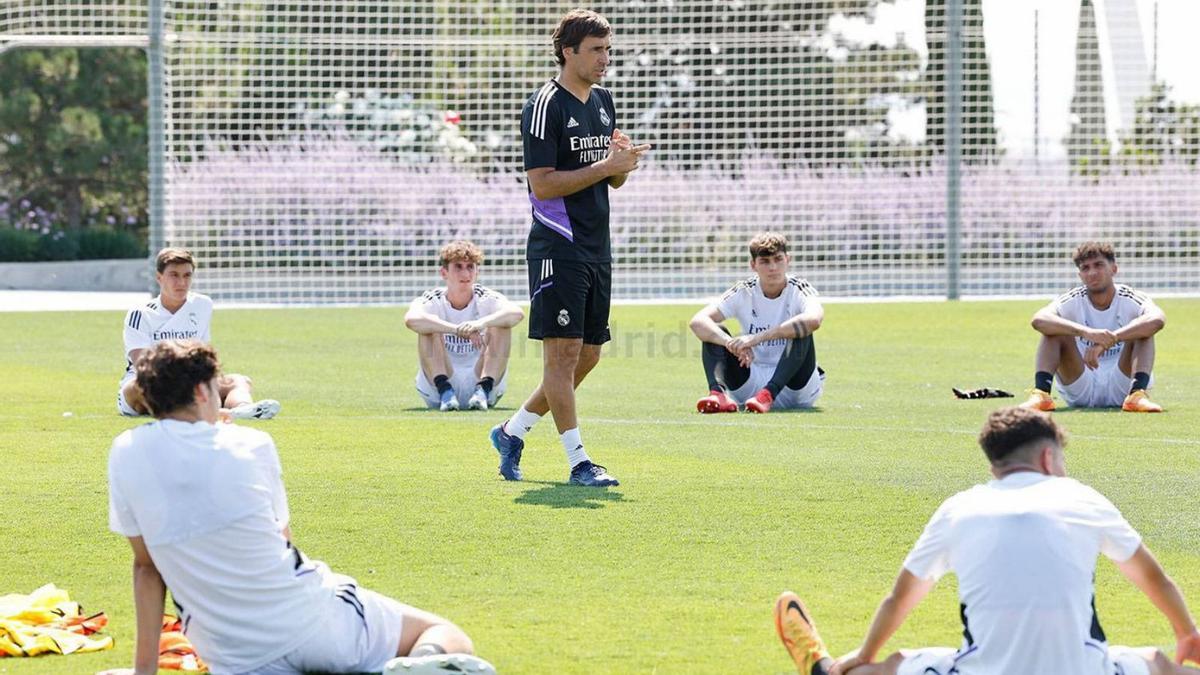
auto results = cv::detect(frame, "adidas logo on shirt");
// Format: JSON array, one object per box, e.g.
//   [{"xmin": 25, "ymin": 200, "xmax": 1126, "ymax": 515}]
[{"xmin": 566, "ymin": 116, "xmax": 579, "ymax": 128}]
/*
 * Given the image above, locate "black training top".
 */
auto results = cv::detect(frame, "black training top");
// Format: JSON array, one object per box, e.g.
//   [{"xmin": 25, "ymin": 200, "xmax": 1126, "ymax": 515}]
[{"xmin": 521, "ymin": 78, "xmax": 618, "ymax": 263}]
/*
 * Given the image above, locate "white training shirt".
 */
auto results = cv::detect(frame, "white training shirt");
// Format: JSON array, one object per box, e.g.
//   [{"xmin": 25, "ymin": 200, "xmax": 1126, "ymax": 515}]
[
  {"xmin": 716, "ymin": 275, "xmax": 820, "ymax": 368},
  {"xmin": 903, "ymin": 472, "xmax": 1143, "ymax": 675},
  {"xmin": 122, "ymin": 293, "xmax": 213, "ymax": 376},
  {"xmin": 108, "ymin": 421, "xmax": 333, "ymax": 673},
  {"xmin": 411, "ymin": 284, "xmax": 509, "ymax": 364},
  {"xmin": 1051, "ymin": 284, "xmax": 1156, "ymax": 366}
]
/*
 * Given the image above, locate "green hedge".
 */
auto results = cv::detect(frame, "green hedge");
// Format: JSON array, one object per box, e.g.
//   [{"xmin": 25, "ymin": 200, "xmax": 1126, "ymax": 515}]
[{"xmin": 0, "ymin": 228, "xmax": 146, "ymax": 263}]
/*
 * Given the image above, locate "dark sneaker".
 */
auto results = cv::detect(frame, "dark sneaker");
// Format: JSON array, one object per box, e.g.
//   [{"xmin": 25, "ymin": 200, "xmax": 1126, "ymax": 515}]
[
  {"xmin": 569, "ymin": 461, "xmax": 619, "ymax": 487},
  {"xmin": 489, "ymin": 423, "xmax": 523, "ymax": 481}
]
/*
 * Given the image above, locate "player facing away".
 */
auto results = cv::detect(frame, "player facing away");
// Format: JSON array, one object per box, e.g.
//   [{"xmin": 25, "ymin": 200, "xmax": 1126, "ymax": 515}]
[
  {"xmin": 118, "ymin": 247, "xmax": 280, "ymax": 420},
  {"xmin": 102, "ymin": 340, "xmax": 496, "ymax": 675},
  {"xmin": 774, "ymin": 407, "xmax": 1200, "ymax": 675},
  {"xmin": 404, "ymin": 240, "xmax": 524, "ymax": 412},
  {"xmin": 1020, "ymin": 241, "xmax": 1166, "ymax": 413},
  {"xmin": 489, "ymin": 8, "xmax": 650, "ymax": 487},
  {"xmin": 689, "ymin": 232, "xmax": 824, "ymax": 413}
]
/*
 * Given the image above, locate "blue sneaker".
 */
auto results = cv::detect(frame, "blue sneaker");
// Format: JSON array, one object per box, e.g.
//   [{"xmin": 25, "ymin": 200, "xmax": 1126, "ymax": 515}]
[
  {"xmin": 439, "ymin": 388, "xmax": 459, "ymax": 412},
  {"xmin": 490, "ymin": 423, "xmax": 523, "ymax": 481},
  {"xmin": 569, "ymin": 461, "xmax": 619, "ymax": 487}
]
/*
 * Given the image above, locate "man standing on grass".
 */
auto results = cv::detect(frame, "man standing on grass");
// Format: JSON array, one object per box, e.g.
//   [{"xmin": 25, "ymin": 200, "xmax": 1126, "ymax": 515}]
[
  {"xmin": 118, "ymin": 247, "xmax": 280, "ymax": 420},
  {"xmin": 489, "ymin": 8, "xmax": 650, "ymax": 486},
  {"xmin": 103, "ymin": 340, "xmax": 495, "ymax": 675},
  {"xmin": 405, "ymin": 240, "xmax": 523, "ymax": 412},
  {"xmin": 1020, "ymin": 241, "xmax": 1166, "ymax": 413},
  {"xmin": 774, "ymin": 407, "xmax": 1200, "ymax": 675},
  {"xmin": 689, "ymin": 232, "xmax": 824, "ymax": 413}
]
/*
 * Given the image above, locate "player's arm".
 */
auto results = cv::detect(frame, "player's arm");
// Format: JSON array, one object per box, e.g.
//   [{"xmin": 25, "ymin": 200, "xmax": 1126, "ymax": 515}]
[
  {"xmin": 527, "ymin": 141, "xmax": 647, "ymax": 201},
  {"xmin": 689, "ymin": 304, "xmax": 733, "ymax": 347},
  {"xmin": 1116, "ymin": 544, "xmax": 1200, "ymax": 664},
  {"xmin": 470, "ymin": 300, "xmax": 525, "ymax": 332},
  {"xmin": 747, "ymin": 303, "xmax": 824, "ymax": 345},
  {"xmin": 1114, "ymin": 303, "xmax": 1166, "ymax": 342},
  {"xmin": 128, "ymin": 536, "xmax": 165, "ymax": 675},
  {"xmin": 831, "ymin": 569, "xmax": 935, "ymax": 675},
  {"xmin": 608, "ymin": 129, "xmax": 636, "ymax": 189},
  {"xmin": 403, "ymin": 303, "xmax": 458, "ymax": 335},
  {"xmin": 1031, "ymin": 302, "xmax": 1116, "ymax": 347}
]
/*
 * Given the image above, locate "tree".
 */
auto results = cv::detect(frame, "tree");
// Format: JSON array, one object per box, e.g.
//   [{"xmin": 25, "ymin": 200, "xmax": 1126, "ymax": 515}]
[
  {"xmin": 1066, "ymin": 0, "xmax": 1108, "ymax": 170},
  {"xmin": 0, "ymin": 48, "xmax": 147, "ymax": 230},
  {"xmin": 924, "ymin": 0, "xmax": 998, "ymax": 160}
]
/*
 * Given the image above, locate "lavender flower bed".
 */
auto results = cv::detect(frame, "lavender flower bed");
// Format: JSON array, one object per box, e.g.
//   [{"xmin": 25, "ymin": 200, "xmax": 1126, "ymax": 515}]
[{"xmin": 168, "ymin": 137, "xmax": 1200, "ymax": 301}]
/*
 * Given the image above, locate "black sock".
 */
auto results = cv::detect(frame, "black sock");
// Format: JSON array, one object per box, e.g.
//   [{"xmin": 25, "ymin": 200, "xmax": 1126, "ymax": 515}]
[
  {"xmin": 765, "ymin": 335, "xmax": 815, "ymax": 398},
  {"xmin": 1035, "ymin": 371, "xmax": 1053, "ymax": 394},
  {"xmin": 812, "ymin": 656, "xmax": 834, "ymax": 675},
  {"xmin": 1131, "ymin": 372, "xmax": 1150, "ymax": 393},
  {"xmin": 408, "ymin": 643, "xmax": 447, "ymax": 658},
  {"xmin": 477, "ymin": 376, "xmax": 494, "ymax": 395},
  {"xmin": 433, "ymin": 374, "xmax": 452, "ymax": 394}
]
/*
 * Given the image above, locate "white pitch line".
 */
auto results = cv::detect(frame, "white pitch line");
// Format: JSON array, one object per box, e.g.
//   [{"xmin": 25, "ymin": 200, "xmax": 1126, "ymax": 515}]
[{"xmin": 23, "ymin": 413, "xmax": 1200, "ymax": 447}]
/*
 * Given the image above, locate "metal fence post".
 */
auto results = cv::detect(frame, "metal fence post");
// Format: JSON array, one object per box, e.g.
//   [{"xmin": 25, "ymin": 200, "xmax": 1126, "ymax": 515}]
[
  {"xmin": 946, "ymin": 0, "xmax": 963, "ymax": 300},
  {"xmin": 147, "ymin": 0, "xmax": 166, "ymax": 286}
]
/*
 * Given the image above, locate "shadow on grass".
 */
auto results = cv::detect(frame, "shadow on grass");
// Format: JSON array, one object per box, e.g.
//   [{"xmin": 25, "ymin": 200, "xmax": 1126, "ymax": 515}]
[{"xmin": 513, "ymin": 480, "xmax": 627, "ymax": 509}]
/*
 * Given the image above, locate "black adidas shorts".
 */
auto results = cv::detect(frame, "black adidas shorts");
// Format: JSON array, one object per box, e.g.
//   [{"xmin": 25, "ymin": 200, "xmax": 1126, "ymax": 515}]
[{"xmin": 527, "ymin": 258, "xmax": 612, "ymax": 345}]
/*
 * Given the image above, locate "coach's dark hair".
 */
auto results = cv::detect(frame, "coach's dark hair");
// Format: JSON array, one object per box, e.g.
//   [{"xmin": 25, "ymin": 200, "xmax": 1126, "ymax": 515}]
[
  {"xmin": 748, "ymin": 232, "xmax": 789, "ymax": 259},
  {"xmin": 553, "ymin": 9, "xmax": 611, "ymax": 66},
  {"xmin": 1072, "ymin": 241, "xmax": 1116, "ymax": 267},
  {"xmin": 156, "ymin": 247, "xmax": 196, "ymax": 274},
  {"xmin": 136, "ymin": 340, "xmax": 221, "ymax": 417},
  {"xmin": 978, "ymin": 407, "xmax": 1065, "ymax": 465}
]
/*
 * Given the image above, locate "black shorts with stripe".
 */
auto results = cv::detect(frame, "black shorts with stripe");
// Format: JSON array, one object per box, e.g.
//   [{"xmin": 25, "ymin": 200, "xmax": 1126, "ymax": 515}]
[{"xmin": 527, "ymin": 258, "xmax": 611, "ymax": 345}]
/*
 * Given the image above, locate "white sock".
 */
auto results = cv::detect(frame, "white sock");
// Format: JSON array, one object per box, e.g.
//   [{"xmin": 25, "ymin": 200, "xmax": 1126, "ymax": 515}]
[
  {"xmin": 560, "ymin": 427, "xmax": 590, "ymax": 468},
  {"xmin": 505, "ymin": 406, "xmax": 542, "ymax": 440}
]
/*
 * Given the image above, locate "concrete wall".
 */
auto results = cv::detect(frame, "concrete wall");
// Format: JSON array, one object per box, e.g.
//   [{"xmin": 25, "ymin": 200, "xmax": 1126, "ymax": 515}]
[{"xmin": 0, "ymin": 259, "xmax": 151, "ymax": 292}]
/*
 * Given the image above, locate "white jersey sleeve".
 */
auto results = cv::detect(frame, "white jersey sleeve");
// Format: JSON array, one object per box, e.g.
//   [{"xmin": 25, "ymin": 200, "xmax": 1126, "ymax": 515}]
[
  {"xmin": 473, "ymin": 285, "xmax": 508, "ymax": 318},
  {"xmin": 902, "ymin": 497, "xmax": 956, "ymax": 581},
  {"xmin": 123, "ymin": 307, "xmax": 155, "ymax": 355},
  {"xmin": 107, "ymin": 430, "xmax": 142, "ymax": 537},
  {"xmin": 258, "ymin": 439, "xmax": 290, "ymax": 529},
  {"xmin": 715, "ymin": 280, "xmax": 752, "ymax": 325},
  {"xmin": 1077, "ymin": 483, "xmax": 1142, "ymax": 562}
]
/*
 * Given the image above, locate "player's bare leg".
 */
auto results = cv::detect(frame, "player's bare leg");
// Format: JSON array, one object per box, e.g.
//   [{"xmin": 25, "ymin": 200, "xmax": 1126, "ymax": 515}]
[
  {"xmin": 1022, "ymin": 335, "xmax": 1084, "ymax": 410},
  {"xmin": 1120, "ymin": 336, "xmax": 1162, "ymax": 412},
  {"xmin": 521, "ymin": 340, "xmax": 599, "ymax": 426},
  {"xmin": 121, "ymin": 379, "xmax": 151, "ymax": 415},
  {"xmin": 381, "ymin": 604, "xmax": 495, "ymax": 675},
  {"xmin": 220, "ymin": 373, "xmax": 281, "ymax": 420},
  {"xmin": 468, "ymin": 327, "xmax": 511, "ymax": 411},
  {"xmin": 417, "ymin": 332, "xmax": 460, "ymax": 411}
]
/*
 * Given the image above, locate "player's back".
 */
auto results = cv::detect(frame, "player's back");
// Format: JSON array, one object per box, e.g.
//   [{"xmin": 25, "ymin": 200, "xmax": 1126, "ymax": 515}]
[
  {"xmin": 108, "ymin": 421, "xmax": 330, "ymax": 672},
  {"xmin": 936, "ymin": 473, "xmax": 1140, "ymax": 675}
]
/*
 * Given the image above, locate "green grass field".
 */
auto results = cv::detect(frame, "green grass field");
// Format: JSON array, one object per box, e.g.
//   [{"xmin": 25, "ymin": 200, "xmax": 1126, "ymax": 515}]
[{"xmin": 2, "ymin": 299, "xmax": 1198, "ymax": 674}]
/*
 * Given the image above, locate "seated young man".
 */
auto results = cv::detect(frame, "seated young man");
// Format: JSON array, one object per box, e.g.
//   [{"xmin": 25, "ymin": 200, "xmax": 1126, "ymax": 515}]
[
  {"xmin": 118, "ymin": 247, "xmax": 280, "ymax": 420},
  {"xmin": 1021, "ymin": 241, "xmax": 1166, "ymax": 413},
  {"xmin": 774, "ymin": 407, "xmax": 1200, "ymax": 675},
  {"xmin": 103, "ymin": 340, "xmax": 495, "ymax": 675},
  {"xmin": 689, "ymin": 232, "xmax": 824, "ymax": 414},
  {"xmin": 404, "ymin": 240, "xmax": 523, "ymax": 412}
]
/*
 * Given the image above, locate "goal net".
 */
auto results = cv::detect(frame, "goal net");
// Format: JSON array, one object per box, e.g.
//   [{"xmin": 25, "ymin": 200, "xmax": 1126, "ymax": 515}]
[{"xmin": 4, "ymin": 1, "xmax": 1198, "ymax": 302}]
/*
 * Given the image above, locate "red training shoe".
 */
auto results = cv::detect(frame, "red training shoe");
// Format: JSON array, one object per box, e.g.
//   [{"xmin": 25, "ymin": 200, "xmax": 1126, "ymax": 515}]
[
  {"xmin": 696, "ymin": 389, "xmax": 738, "ymax": 413},
  {"xmin": 745, "ymin": 388, "xmax": 774, "ymax": 413}
]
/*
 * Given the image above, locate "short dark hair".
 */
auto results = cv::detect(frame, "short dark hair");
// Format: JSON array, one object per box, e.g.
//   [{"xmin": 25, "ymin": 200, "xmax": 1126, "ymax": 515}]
[
  {"xmin": 552, "ymin": 9, "xmax": 611, "ymax": 66},
  {"xmin": 156, "ymin": 247, "xmax": 195, "ymax": 274},
  {"xmin": 1072, "ymin": 241, "xmax": 1116, "ymax": 267},
  {"xmin": 748, "ymin": 232, "xmax": 789, "ymax": 259},
  {"xmin": 978, "ymin": 407, "xmax": 1065, "ymax": 465},
  {"xmin": 136, "ymin": 340, "xmax": 221, "ymax": 417}
]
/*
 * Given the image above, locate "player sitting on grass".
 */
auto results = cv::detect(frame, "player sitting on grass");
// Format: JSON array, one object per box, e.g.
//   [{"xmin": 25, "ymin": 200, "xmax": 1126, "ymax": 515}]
[
  {"xmin": 774, "ymin": 406, "xmax": 1200, "ymax": 675},
  {"xmin": 689, "ymin": 232, "xmax": 824, "ymax": 413},
  {"xmin": 118, "ymin": 247, "xmax": 280, "ymax": 420},
  {"xmin": 404, "ymin": 240, "xmax": 524, "ymax": 412},
  {"xmin": 1021, "ymin": 241, "xmax": 1166, "ymax": 413},
  {"xmin": 103, "ymin": 340, "xmax": 496, "ymax": 675}
]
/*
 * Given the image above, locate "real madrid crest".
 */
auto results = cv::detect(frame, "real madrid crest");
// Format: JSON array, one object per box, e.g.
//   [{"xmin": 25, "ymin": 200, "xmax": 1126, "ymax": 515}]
[{"xmin": 599, "ymin": 107, "xmax": 611, "ymax": 127}]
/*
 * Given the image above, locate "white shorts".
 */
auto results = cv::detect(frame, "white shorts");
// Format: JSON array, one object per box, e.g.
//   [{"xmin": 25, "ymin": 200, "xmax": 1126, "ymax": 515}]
[
  {"xmin": 116, "ymin": 373, "xmax": 142, "ymax": 417},
  {"xmin": 244, "ymin": 580, "xmax": 406, "ymax": 675},
  {"xmin": 416, "ymin": 365, "xmax": 507, "ymax": 409},
  {"xmin": 729, "ymin": 365, "xmax": 824, "ymax": 410},
  {"xmin": 895, "ymin": 646, "xmax": 1150, "ymax": 675},
  {"xmin": 1057, "ymin": 363, "xmax": 1151, "ymax": 408}
]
